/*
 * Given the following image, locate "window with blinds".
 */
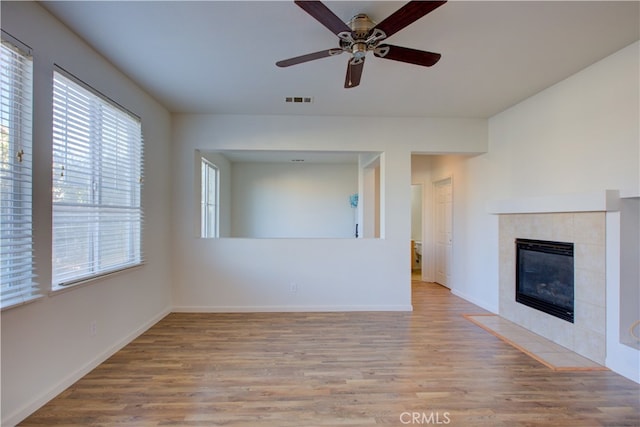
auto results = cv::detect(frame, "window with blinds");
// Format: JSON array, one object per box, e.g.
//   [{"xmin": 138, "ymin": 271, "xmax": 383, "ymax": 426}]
[
  {"xmin": 52, "ymin": 68, "xmax": 143, "ymax": 288},
  {"xmin": 0, "ymin": 32, "xmax": 39, "ymax": 310}
]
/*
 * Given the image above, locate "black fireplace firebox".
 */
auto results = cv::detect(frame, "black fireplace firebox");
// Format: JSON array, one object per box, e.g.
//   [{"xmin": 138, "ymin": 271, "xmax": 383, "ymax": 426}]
[{"xmin": 515, "ymin": 239, "xmax": 574, "ymax": 323}]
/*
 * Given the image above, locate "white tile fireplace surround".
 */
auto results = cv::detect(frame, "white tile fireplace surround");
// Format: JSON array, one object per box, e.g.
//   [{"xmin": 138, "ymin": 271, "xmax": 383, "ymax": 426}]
[
  {"xmin": 489, "ymin": 191, "xmax": 621, "ymax": 365},
  {"xmin": 499, "ymin": 212, "xmax": 605, "ymax": 364}
]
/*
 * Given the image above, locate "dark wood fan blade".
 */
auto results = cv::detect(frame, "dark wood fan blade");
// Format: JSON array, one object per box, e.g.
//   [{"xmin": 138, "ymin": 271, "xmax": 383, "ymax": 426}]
[
  {"xmin": 276, "ymin": 48, "xmax": 343, "ymax": 67},
  {"xmin": 374, "ymin": 44, "xmax": 441, "ymax": 67},
  {"xmin": 373, "ymin": 1, "xmax": 446, "ymax": 39},
  {"xmin": 295, "ymin": 1, "xmax": 351, "ymax": 36},
  {"xmin": 344, "ymin": 58, "xmax": 364, "ymax": 88}
]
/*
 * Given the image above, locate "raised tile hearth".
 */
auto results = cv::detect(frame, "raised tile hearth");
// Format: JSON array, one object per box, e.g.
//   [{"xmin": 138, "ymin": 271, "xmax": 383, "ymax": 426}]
[{"xmin": 465, "ymin": 314, "xmax": 607, "ymax": 371}]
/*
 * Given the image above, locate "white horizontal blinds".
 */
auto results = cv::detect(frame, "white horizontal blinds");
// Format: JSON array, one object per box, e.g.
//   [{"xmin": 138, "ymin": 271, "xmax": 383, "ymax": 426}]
[
  {"xmin": 52, "ymin": 69, "xmax": 143, "ymax": 287},
  {"xmin": 0, "ymin": 34, "xmax": 39, "ymax": 309}
]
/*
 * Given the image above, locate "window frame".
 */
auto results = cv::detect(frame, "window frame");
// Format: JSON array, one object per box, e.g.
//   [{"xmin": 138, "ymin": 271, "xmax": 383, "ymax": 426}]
[
  {"xmin": 51, "ymin": 67, "xmax": 144, "ymax": 289},
  {"xmin": 201, "ymin": 158, "xmax": 219, "ymax": 238}
]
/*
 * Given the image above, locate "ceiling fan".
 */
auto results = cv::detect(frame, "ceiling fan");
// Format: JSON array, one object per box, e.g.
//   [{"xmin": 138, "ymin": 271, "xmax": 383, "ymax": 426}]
[{"xmin": 276, "ymin": 1, "xmax": 447, "ymax": 88}]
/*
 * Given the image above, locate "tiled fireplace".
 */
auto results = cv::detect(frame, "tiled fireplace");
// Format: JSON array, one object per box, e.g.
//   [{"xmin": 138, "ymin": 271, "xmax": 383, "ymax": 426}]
[
  {"xmin": 489, "ymin": 190, "xmax": 640, "ymax": 381},
  {"xmin": 499, "ymin": 212, "xmax": 606, "ymax": 364}
]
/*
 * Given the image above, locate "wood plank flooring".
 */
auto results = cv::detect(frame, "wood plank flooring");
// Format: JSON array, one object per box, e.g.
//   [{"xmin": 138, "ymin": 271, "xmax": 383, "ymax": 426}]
[{"xmin": 20, "ymin": 281, "xmax": 640, "ymax": 426}]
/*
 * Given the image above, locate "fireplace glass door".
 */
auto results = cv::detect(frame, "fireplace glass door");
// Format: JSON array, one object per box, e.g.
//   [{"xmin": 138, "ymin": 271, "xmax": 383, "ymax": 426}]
[{"xmin": 515, "ymin": 239, "xmax": 574, "ymax": 323}]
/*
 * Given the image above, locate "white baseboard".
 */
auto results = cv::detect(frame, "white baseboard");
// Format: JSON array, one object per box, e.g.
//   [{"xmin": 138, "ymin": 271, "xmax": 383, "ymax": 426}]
[
  {"xmin": 173, "ymin": 304, "xmax": 413, "ymax": 313},
  {"xmin": 4, "ymin": 306, "xmax": 172, "ymax": 427}
]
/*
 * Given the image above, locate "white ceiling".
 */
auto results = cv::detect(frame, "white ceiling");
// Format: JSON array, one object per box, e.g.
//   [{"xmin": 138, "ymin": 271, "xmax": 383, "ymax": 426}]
[{"xmin": 41, "ymin": 1, "xmax": 639, "ymax": 118}]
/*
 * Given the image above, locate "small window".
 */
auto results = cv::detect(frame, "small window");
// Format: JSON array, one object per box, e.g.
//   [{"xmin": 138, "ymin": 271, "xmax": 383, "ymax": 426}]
[
  {"xmin": 52, "ymin": 68, "xmax": 143, "ymax": 288},
  {"xmin": 0, "ymin": 31, "xmax": 39, "ymax": 309},
  {"xmin": 201, "ymin": 158, "xmax": 219, "ymax": 238}
]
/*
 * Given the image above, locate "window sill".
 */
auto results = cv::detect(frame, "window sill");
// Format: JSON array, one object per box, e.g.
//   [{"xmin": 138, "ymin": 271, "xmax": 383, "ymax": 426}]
[
  {"xmin": 50, "ymin": 263, "xmax": 145, "ymax": 296},
  {"xmin": 1, "ymin": 294, "xmax": 44, "ymax": 312}
]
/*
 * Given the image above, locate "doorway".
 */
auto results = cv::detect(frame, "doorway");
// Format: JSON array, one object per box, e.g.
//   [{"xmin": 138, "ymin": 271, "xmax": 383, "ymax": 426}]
[
  {"xmin": 411, "ymin": 184, "xmax": 423, "ymax": 278},
  {"xmin": 362, "ymin": 156, "xmax": 381, "ymax": 238},
  {"xmin": 433, "ymin": 177, "xmax": 452, "ymax": 288}
]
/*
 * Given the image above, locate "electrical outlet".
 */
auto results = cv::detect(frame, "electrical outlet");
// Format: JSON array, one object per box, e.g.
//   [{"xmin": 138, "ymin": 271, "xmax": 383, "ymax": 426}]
[
  {"xmin": 289, "ymin": 282, "xmax": 298, "ymax": 294},
  {"xmin": 89, "ymin": 320, "xmax": 97, "ymax": 336}
]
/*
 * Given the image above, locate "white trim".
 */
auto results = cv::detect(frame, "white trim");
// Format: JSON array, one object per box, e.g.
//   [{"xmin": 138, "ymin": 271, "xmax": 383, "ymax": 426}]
[
  {"xmin": 172, "ymin": 305, "xmax": 413, "ymax": 313},
  {"xmin": 4, "ymin": 306, "xmax": 172, "ymax": 427},
  {"xmin": 620, "ymin": 191, "xmax": 640, "ymax": 199}
]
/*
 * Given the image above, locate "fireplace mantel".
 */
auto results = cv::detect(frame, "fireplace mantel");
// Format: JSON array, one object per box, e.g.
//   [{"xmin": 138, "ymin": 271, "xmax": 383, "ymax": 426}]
[{"xmin": 487, "ymin": 190, "xmax": 620, "ymax": 215}]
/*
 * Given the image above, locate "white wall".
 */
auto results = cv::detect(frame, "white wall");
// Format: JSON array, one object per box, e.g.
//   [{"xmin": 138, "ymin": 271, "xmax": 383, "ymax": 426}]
[
  {"xmin": 0, "ymin": 3, "xmax": 173, "ymax": 425},
  {"xmin": 171, "ymin": 115, "xmax": 487, "ymax": 312},
  {"xmin": 230, "ymin": 162, "xmax": 357, "ymax": 238},
  {"xmin": 430, "ymin": 41, "xmax": 639, "ymax": 380}
]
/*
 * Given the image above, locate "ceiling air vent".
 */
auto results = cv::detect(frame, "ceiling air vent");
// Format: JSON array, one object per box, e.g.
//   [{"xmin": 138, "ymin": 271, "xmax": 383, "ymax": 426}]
[{"xmin": 285, "ymin": 96, "xmax": 313, "ymax": 103}]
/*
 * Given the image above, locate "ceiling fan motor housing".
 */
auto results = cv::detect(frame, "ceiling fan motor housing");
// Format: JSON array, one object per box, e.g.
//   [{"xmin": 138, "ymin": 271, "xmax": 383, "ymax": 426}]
[
  {"xmin": 349, "ymin": 13, "xmax": 375, "ymax": 38},
  {"xmin": 339, "ymin": 13, "xmax": 386, "ymax": 63}
]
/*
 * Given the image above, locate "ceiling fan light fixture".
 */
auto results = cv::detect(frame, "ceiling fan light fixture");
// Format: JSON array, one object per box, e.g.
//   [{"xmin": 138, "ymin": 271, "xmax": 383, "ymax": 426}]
[{"xmin": 351, "ymin": 42, "xmax": 367, "ymax": 59}]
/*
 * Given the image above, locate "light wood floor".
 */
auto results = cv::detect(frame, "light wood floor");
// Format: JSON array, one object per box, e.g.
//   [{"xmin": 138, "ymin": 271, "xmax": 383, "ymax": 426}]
[{"xmin": 20, "ymin": 281, "xmax": 640, "ymax": 426}]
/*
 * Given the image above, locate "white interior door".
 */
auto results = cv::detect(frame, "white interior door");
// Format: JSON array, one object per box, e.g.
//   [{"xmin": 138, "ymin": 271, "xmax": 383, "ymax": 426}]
[{"xmin": 434, "ymin": 177, "xmax": 452, "ymax": 288}]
